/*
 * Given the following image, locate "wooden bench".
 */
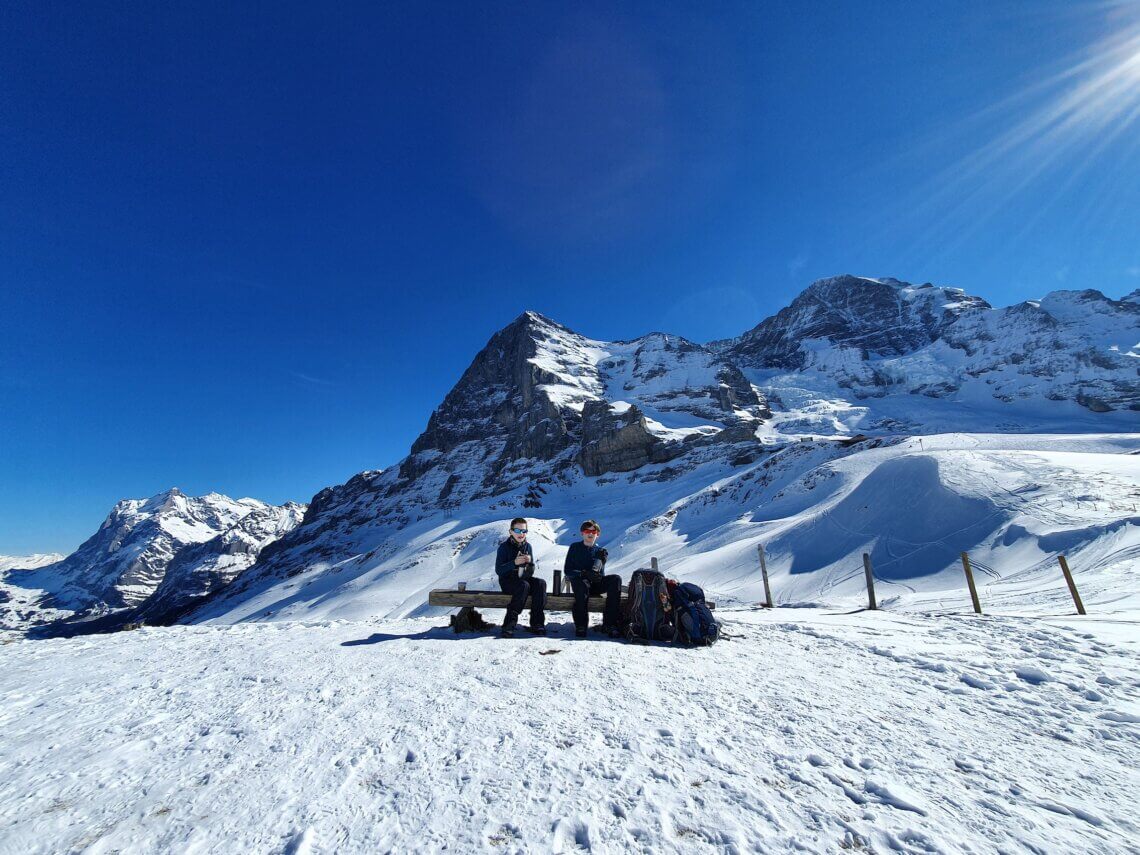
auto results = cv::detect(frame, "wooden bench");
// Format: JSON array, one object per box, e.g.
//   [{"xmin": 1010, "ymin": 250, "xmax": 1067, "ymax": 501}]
[
  {"xmin": 427, "ymin": 589, "xmax": 716, "ymax": 612},
  {"xmin": 429, "ymin": 563, "xmax": 715, "ymax": 632}
]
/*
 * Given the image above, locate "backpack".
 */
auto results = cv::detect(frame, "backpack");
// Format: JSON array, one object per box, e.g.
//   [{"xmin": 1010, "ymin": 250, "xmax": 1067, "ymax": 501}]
[
  {"xmin": 626, "ymin": 569, "xmax": 675, "ymax": 643},
  {"xmin": 671, "ymin": 581, "xmax": 720, "ymax": 646}
]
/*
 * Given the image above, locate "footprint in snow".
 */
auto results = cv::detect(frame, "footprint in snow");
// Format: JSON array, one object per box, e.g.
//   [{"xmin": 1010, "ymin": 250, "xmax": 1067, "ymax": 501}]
[
  {"xmin": 959, "ymin": 673, "xmax": 997, "ymax": 691},
  {"xmin": 1014, "ymin": 666, "xmax": 1052, "ymax": 685},
  {"xmin": 551, "ymin": 816, "xmax": 591, "ymax": 853}
]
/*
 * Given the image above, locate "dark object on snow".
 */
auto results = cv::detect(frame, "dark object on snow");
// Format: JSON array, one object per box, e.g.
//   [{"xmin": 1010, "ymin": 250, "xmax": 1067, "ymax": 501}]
[
  {"xmin": 671, "ymin": 582, "xmax": 720, "ymax": 646},
  {"xmin": 626, "ymin": 569, "xmax": 676, "ymax": 643},
  {"xmin": 449, "ymin": 606, "xmax": 493, "ymax": 633},
  {"xmin": 539, "ymin": 649, "xmax": 561, "ymax": 656}
]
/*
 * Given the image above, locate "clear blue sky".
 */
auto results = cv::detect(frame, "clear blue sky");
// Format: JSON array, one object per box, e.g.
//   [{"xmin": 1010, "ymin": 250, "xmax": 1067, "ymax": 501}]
[{"xmin": 2, "ymin": 1, "xmax": 1138, "ymax": 554}]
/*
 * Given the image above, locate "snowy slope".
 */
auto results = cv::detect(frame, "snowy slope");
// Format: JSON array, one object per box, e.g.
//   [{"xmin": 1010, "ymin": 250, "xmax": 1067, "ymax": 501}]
[
  {"xmin": 0, "ymin": 553, "xmax": 64, "ymax": 572},
  {"xmin": 188, "ymin": 433, "xmax": 1140, "ymax": 627},
  {"xmin": 2, "ymin": 609, "xmax": 1137, "ymax": 853}
]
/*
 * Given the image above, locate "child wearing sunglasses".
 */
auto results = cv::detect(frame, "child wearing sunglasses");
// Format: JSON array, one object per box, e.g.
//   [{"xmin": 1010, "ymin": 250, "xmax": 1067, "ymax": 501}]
[
  {"xmin": 493, "ymin": 517, "xmax": 546, "ymax": 637},
  {"xmin": 563, "ymin": 520, "xmax": 623, "ymax": 637}
]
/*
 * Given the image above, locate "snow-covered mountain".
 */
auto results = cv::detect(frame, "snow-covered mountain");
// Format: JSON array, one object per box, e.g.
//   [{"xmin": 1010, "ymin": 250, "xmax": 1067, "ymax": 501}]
[
  {"xmin": 188, "ymin": 312, "xmax": 773, "ymax": 619},
  {"xmin": 1, "ymin": 489, "xmax": 305, "ymax": 633},
  {"xmin": 721, "ymin": 275, "xmax": 1139, "ymax": 432},
  {"xmin": 0, "ymin": 553, "xmax": 64, "ymax": 572},
  {"xmin": 184, "ymin": 277, "xmax": 1139, "ymax": 627}
]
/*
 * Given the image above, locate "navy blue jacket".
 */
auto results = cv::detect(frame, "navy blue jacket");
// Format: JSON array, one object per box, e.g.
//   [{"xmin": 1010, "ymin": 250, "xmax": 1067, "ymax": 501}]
[
  {"xmin": 496, "ymin": 537, "xmax": 534, "ymax": 579},
  {"xmin": 563, "ymin": 541, "xmax": 607, "ymax": 581}
]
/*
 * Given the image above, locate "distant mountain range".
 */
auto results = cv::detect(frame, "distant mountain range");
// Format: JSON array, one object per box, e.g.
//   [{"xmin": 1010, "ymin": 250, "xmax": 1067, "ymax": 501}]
[
  {"xmin": 4, "ymin": 275, "xmax": 1137, "ymax": 634},
  {"xmin": 1, "ymin": 489, "xmax": 304, "ymax": 633}
]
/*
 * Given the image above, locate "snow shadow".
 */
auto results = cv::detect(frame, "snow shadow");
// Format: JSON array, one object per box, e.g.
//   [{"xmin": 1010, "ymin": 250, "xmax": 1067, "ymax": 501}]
[
  {"xmin": 340, "ymin": 622, "xmax": 623, "ymax": 645},
  {"xmin": 340, "ymin": 627, "xmax": 473, "ymax": 645},
  {"xmin": 781, "ymin": 456, "xmax": 1001, "ymax": 580}
]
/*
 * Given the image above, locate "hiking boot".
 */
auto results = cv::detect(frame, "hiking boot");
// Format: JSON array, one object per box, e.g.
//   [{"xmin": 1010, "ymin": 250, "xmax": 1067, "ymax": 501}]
[
  {"xmin": 607, "ymin": 626, "xmax": 623, "ymax": 638},
  {"xmin": 525, "ymin": 625, "xmax": 547, "ymax": 635},
  {"xmin": 500, "ymin": 625, "xmax": 516, "ymax": 638},
  {"xmin": 575, "ymin": 627, "xmax": 588, "ymax": 638}
]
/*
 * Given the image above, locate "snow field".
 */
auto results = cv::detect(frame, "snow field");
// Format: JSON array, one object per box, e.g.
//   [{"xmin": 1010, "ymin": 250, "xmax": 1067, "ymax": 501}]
[{"xmin": 1, "ymin": 608, "xmax": 1137, "ymax": 854}]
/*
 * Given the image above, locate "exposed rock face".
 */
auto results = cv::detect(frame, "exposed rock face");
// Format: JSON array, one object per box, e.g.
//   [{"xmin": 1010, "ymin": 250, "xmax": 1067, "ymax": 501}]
[
  {"xmin": 725, "ymin": 275, "xmax": 990, "ymax": 369},
  {"xmin": 391, "ymin": 311, "xmax": 769, "ymax": 497},
  {"xmin": 37, "ymin": 488, "xmax": 271, "ymax": 612},
  {"xmin": 579, "ymin": 401, "xmax": 669, "ymax": 476},
  {"xmin": 403, "ymin": 312, "xmax": 582, "ymax": 485}
]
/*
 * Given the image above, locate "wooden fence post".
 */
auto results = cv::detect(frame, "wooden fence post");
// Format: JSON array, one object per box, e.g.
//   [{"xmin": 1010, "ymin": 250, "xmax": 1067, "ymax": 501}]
[
  {"xmin": 960, "ymin": 552, "xmax": 982, "ymax": 614},
  {"xmin": 758, "ymin": 544, "xmax": 774, "ymax": 608},
  {"xmin": 552, "ymin": 570, "xmax": 562, "ymax": 597},
  {"xmin": 1057, "ymin": 555, "xmax": 1087, "ymax": 615},
  {"xmin": 862, "ymin": 553, "xmax": 878, "ymax": 610},
  {"xmin": 651, "ymin": 557, "xmax": 659, "ymax": 573}
]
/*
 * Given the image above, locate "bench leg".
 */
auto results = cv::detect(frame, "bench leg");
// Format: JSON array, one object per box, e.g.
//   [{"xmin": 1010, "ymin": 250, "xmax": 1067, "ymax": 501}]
[{"xmin": 449, "ymin": 611, "xmax": 494, "ymax": 638}]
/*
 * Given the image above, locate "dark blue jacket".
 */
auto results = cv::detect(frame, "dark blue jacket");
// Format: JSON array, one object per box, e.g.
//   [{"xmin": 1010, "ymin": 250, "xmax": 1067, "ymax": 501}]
[
  {"xmin": 563, "ymin": 541, "xmax": 606, "ymax": 581},
  {"xmin": 496, "ymin": 537, "xmax": 534, "ymax": 579}
]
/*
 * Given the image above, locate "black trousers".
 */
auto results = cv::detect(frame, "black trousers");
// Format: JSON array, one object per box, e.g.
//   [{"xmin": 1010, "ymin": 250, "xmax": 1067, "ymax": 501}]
[
  {"xmin": 569, "ymin": 574, "xmax": 622, "ymax": 630},
  {"xmin": 498, "ymin": 573, "xmax": 546, "ymax": 628}
]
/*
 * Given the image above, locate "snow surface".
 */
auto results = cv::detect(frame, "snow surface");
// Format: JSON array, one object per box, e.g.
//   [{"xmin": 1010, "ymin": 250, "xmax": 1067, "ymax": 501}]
[
  {"xmin": 0, "ymin": 554, "xmax": 64, "ymax": 572},
  {"xmin": 2, "ymin": 609, "xmax": 1137, "ymax": 853}
]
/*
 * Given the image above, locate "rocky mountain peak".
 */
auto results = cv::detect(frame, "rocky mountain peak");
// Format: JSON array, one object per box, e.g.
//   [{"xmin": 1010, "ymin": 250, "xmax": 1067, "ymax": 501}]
[
  {"xmin": 725, "ymin": 275, "xmax": 991, "ymax": 369},
  {"xmin": 403, "ymin": 311, "xmax": 596, "ymax": 483}
]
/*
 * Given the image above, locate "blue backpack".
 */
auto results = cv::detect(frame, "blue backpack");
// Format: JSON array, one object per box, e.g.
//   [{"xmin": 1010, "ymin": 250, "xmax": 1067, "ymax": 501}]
[
  {"xmin": 626, "ymin": 569, "xmax": 676, "ymax": 643},
  {"xmin": 671, "ymin": 582, "xmax": 720, "ymax": 646}
]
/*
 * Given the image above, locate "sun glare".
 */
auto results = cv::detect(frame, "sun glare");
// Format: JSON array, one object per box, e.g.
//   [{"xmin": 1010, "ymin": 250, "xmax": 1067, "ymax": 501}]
[{"xmin": 878, "ymin": 6, "xmax": 1140, "ymax": 259}]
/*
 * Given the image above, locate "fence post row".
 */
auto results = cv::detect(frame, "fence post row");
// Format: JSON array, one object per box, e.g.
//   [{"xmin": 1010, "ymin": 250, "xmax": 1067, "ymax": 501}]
[
  {"xmin": 1057, "ymin": 555, "xmax": 1087, "ymax": 616},
  {"xmin": 547, "ymin": 549, "xmax": 1083, "ymax": 616},
  {"xmin": 758, "ymin": 544, "xmax": 774, "ymax": 608},
  {"xmin": 960, "ymin": 552, "xmax": 983, "ymax": 614},
  {"xmin": 862, "ymin": 552, "xmax": 878, "ymax": 610}
]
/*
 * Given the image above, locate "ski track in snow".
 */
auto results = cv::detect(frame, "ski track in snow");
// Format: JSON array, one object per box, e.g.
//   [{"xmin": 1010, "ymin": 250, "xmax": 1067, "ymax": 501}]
[{"xmin": 2, "ymin": 609, "xmax": 1137, "ymax": 854}]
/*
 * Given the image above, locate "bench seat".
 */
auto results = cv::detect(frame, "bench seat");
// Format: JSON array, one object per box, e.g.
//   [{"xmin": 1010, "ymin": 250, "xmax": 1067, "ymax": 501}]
[{"xmin": 427, "ymin": 589, "xmax": 714, "ymax": 612}]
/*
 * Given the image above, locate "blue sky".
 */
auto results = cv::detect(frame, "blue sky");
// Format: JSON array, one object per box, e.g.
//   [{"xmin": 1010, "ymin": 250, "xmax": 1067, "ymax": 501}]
[{"xmin": 2, "ymin": 1, "xmax": 1138, "ymax": 554}]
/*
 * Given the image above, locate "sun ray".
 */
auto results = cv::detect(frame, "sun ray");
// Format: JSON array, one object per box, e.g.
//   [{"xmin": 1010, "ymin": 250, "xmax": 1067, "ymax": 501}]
[{"xmin": 865, "ymin": 7, "xmax": 1140, "ymax": 271}]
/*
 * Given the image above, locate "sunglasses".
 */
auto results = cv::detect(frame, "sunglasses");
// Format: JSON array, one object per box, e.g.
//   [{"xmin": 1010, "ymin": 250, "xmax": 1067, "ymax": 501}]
[
  {"xmin": 511, "ymin": 527, "xmax": 528, "ymax": 534},
  {"xmin": 581, "ymin": 529, "xmax": 600, "ymax": 535}
]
